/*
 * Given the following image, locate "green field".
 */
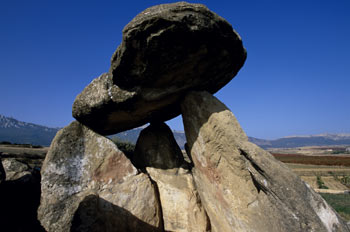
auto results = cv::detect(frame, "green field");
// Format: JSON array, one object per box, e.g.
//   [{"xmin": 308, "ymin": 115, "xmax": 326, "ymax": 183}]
[{"xmin": 320, "ymin": 193, "xmax": 350, "ymax": 221}]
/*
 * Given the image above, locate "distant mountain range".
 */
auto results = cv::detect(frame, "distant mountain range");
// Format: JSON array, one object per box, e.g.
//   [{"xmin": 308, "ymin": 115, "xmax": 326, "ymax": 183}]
[
  {"xmin": 248, "ymin": 134, "xmax": 350, "ymax": 149},
  {"xmin": 0, "ymin": 115, "xmax": 59, "ymax": 146},
  {"xmin": 1, "ymin": 114, "xmax": 350, "ymax": 149}
]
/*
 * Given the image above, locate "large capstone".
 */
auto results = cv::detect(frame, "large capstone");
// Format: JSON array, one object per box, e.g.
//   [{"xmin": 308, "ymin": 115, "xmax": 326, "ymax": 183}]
[
  {"xmin": 38, "ymin": 121, "xmax": 162, "ymax": 232},
  {"xmin": 181, "ymin": 91, "xmax": 349, "ymax": 232},
  {"xmin": 73, "ymin": 2, "xmax": 246, "ymax": 135}
]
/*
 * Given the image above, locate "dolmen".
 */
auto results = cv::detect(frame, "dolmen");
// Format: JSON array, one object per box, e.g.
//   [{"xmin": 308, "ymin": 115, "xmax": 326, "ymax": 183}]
[{"xmin": 38, "ymin": 2, "xmax": 350, "ymax": 232}]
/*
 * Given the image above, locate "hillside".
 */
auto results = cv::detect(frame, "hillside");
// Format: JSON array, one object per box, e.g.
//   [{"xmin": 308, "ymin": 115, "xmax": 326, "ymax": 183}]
[
  {"xmin": 253, "ymin": 134, "xmax": 350, "ymax": 149},
  {"xmin": 0, "ymin": 115, "xmax": 58, "ymax": 146}
]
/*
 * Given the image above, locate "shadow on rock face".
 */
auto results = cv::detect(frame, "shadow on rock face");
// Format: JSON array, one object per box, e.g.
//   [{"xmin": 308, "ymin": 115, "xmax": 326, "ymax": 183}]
[
  {"xmin": 0, "ymin": 170, "xmax": 45, "ymax": 232},
  {"xmin": 180, "ymin": 91, "xmax": 349, "ymax": 232},
  {"xmin": 71, "ymin": 194, "xmax": 163, "ymax": 232}
]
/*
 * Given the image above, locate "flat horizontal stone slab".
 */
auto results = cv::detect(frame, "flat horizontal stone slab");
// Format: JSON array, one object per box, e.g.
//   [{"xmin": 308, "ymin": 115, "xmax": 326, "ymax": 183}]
[{"xmin": 72, "ymin": 73, "xmax": 183, "ymax": 135}]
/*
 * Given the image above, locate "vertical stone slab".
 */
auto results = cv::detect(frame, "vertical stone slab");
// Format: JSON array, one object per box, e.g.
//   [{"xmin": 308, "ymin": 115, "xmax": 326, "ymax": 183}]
[
  {"xmin": 133, "ymin": 122, "xmax": 184, "ymax": 169},
  {"xmin": 135, "ymin": 122, "xmax": 211, "ymax": 232},
  {"xmin": 181, "ymin": 91, "xmax": 349, "ymax": 232},
  {"xmin": 147, "ymin": 167, "xmax": 211, "ymax": 232},
  {"xmin": 38, "ymin": 121, "xmax": 162, "ymax": 232}
]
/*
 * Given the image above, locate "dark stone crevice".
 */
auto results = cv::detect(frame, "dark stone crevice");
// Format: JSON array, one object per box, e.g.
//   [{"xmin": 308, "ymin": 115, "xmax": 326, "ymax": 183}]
[
  {"xmin": 239, "ymin": 149, "xmax": 265, "ymax": 176},
  {"xmin": 249, "ymin": 171, "xmax": 268, "ymax": 194},
  {"xmin": 0, "ymin": 170, "xmax": 45, "ymax": 232},
  {"xmin": 146, "ymin": 172, "xmax": 165, "ymax": 232}
]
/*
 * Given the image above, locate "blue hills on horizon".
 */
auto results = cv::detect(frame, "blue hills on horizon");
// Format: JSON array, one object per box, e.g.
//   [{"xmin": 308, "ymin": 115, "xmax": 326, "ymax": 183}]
[
  {"xmin": 0, "ymin": 115, "xmax": 59, "ymax": 146},
  {"xmin": 1, "ymin": 114, "xmax": 350, "ymax": 149}
]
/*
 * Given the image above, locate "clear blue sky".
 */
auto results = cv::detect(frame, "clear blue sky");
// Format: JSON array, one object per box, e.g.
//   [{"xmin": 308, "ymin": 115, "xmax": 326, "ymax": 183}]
[{"xmin": 1, "ymin": 0, "xmax": 349, "ymax": 139}]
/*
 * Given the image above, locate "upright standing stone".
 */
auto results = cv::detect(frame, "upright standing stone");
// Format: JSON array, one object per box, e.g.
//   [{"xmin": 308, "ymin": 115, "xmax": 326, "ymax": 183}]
[
  {"xmin": 38, "ymin": 121, "xmax": 162, "ymax": 232},
  {"xmin": 181, "ymin": 91, "xmax": 349, "ymax": 232},
  {"xmin": 147, "ymin": 167, "xmax": 211, "ymax": 232},
  {"xmin": 133, "ymin": 122, "xmax": 185, "ymax": 169},
  {"xmin": 135, "ymin": 122, "xmax": 211, "ymax": 232}
]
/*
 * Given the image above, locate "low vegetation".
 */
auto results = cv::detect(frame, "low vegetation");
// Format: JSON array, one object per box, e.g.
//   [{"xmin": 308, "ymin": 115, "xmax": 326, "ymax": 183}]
[
  {"xmin": 0, "ymin": 141, "xmax": 43, "ymax": 148},
  {"xmin": 331, "ymin": 174, "xmax": 350, "ymax": 188},
  {"xmin": 316, "ymin": 176, "xmax": 328, "ymax": 189},
  {"xmin": 110, "ymin": 137, "xmax": 135, "ymax": 157},
  {"xmin": 320, "ymin": 193, "xmax": 350, "ymax": 221},
  {"xmin": 340, "ymin": 176, "xmax": 350, "ymax": 188},
  {"xmin": 0, "ymin": 141, "xmax": 12, "ymax": 145},
  {"xmin": 331, "ymin": 147, "xmax": 350, "ymax": 154},
  {"xmin": 273, "ymin": 149, "xmax": 350, "ymax": 222}
]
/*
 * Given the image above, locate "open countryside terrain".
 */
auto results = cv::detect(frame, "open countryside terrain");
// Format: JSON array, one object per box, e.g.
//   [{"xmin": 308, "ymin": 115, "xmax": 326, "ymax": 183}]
[
  {"xmin": 271, "ymin": 146, "xmax": 350, "ymax": 221},
  {"xmin": 270, "ymin": 146, "xmax": 350, "ymax": 193},
  {"xmin": 0, "ymin": 143, "xmax": 48, "ymax": 174}
]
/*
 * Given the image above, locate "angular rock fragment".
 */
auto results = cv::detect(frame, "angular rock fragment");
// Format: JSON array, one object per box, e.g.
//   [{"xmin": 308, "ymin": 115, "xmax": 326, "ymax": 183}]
[
  {"xmin": 0, "ymin": 156, "xmax": 44, "ymax": 231},
  {"xmin": 135, "ymin": 122, "xmax": 210, "ymax": 231},
  {"xmin": 181, "ymin": 91, "xmax": 349, "ymax": 232},
  {"xmin": 73, "ymin": 1, "xmax": 246, "ymax": 135},
  {"xmin": 38, "ymin": 121, "xmax": 162, "ymax": 232},
  {"xmin": 2, "ymin": 158, "xmax": 32, "ymax": 180}
]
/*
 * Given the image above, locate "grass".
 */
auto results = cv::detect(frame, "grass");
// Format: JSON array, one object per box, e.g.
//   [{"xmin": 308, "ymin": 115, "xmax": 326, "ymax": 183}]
[
  {"xmin": 274, "ymin": 152, "xmax": 350, "ymax": 221},
  {"xmin": 110, "ymin": 137, "xmax": 135, "ymax": 158},
  {"xmin": 317, "ymin": 176, "xmax": 328, "ymax": 189},
  {"xmin": 320, "ymin": 193, "xmax": 350, "ymax": 221},
  {"xmin": 340, "ymin": 176, "xmax": 350, "ymax": 188}
]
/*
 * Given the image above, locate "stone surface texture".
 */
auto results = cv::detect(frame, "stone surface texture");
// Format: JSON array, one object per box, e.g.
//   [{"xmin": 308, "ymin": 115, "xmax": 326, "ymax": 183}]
[
  {"xmin": 134, "ymin": 121, "xmax": 210, "ymax": 231},
  {"xmin": 133, "ymin": 122, "xmax": 185, "ymax": 169},
  {"xmin": 2, "ymin": 158, "xmax": 32, "ymax": 180},
  {"xmin": 147, "ymin": 167, "xmax": 211, "ymax": 232},
  {"xmin": 73, "ymin": 1, "xmax": 246, "ymax": 135},
  {"xmin": 38, "ymin": 121, "xmax": 162, "ymax": 232},
  {"xmin": 181, "ymin": 91, "xmax": 349, "ymax": 232}
]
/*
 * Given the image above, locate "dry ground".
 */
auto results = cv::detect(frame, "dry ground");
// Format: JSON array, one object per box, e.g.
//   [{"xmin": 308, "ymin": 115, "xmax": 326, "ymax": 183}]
[
  {"xmin": 0, "ymin": 144, "xmax": 48, "ymax": 156},
  {"xmin": 0, "ymin": 144, "xmax": 48, "ymax": 169},
  {"xmin": 271, "ymin": 148, "xmax": 350, "ymax": 193},
  {"xmin": 272, "ymin": 147, "xmax": 350, "ymax": 221}
]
